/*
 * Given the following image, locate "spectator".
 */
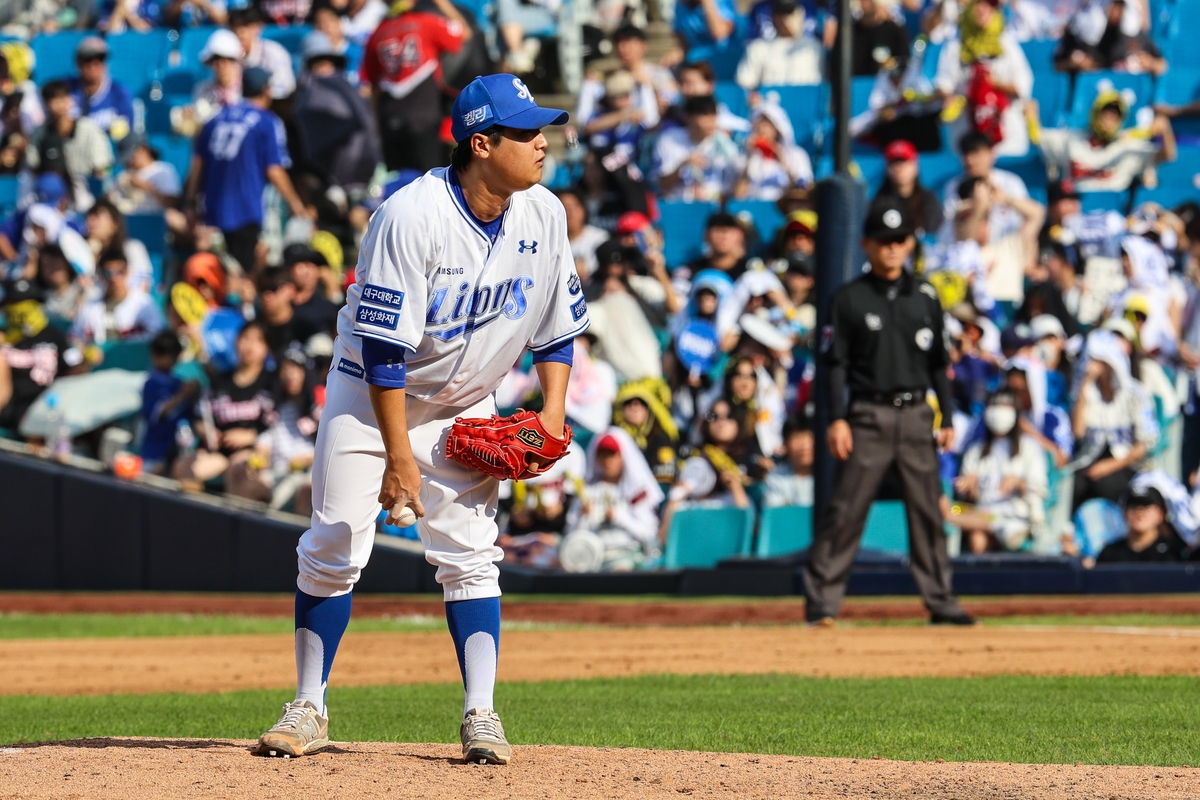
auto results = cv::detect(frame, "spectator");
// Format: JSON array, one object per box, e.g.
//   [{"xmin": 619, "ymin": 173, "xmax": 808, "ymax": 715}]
[
  {"xmin": 339, "ymin": 0, "xmax": 389, "ymax": 46},
  {"xmin": 873, "ymin": 139, "xmax": 944, "ymax": 237},
  {"xmin": 563, "ymin": 428, "xmax": 665, "ymax": 570},
  {"xmin": 681, "ymin": 212, "xmax": 749, "ymax": 283},
  {"xmin": 110, "ymin": 134, "xmax": 181, "ymax": 216},
  {"xmin": 946, "ymin": 302, "xmax": 996, "ymax": 418},
  {"xmin": 763, "ymin": 414, "xmax": 814, "ymax": 506},
  {"xmin": 173, "ymin": 320, "xmax": 278, "ymax": 489},
  {"xmin": 284, "ymin": 243, "xmax": 339, "ymax": 337},
  {"xmin": 734, "ymin": 100, "xmax": 814, "ymax": 201},
  {"xmin": 27, "ymin": 80, "xmax": 114, "ymax": 210},
  {"xmin": 1023, "ymin": 240, "xmax": 1084, "ymax": 327},
  {"xmin": 360, "ymin": 0, "xmax": 469, "ymax": 173},
  {"xmin": 670, "ymin": 61, "xmax": 751, "ymax": 134},
  {"xmin": 588, "ymin": 26, "xmax": 676, "ymax": 121},
  {"xmin": 1006, "ymin": 360, "xmax": 1074, "ymax": 467},
  {"xmin": 585, "ymin": 241, "xmax": 664, "ymax": 381},
  {"xmin": 736, "ymin": 0, "xmax": 824, "ymax": 88},
  {"xmin": 668, "ymin": 268, "xmax": 729, "ymax": 424},
  {"xmin": 1071, "ymin": 327, "xmax": 1157, "ymax": 510},
  {"xmin": 98, "ymin": 0, "xmax": 162, "ymax": 30},
  {"xmin": 934, "ymin": 0, "xmax": 1035, "ymax": 157},
  {"xmin": 261, "ymin": 0, "xmax": 311, "ymax": 24},
  {"xmin": 661, "ymin": 398, "xmax": 756, "ymax": 539},
  {"xmin": 1039, "ymin": 88, "xmax": 1176, "ymax": 193},
  {"xmin": 672, "ymin": 0, "xmax": 737, "ymax": 63},
  {"xmin": 34, "ymin": 243, "xmax": 85, "ymax": 323},
  {"xmin": 657, "ymin": 94, "xmax": 739, "ymax": 203},
  {"xmin": 1028, "ymin": 314, "xmax": 1072, "ymax": 407},
  {"xmin": 582, "ymin": 70, "xmax": 654, "ymax": 169},
  {"xmin": 66, "ymin": 37, "xmax": 135, "ymax": 141},
  {"xmin": 86, "ymin": 199, "xmax": 154, "ymax": 295},
  {"xmin": 564, "ymin": 333, "xmax": 618, "ymax": 436},
  {"xmin": 186, "ymin": 67, "xmax": 311, "ymax": 275},
  {"xmin": 72, "ymin": 249, "xmax": 164, "ymax": 345},
  {"xmin": 183, "ymin": 251, "xmax": 227, "ymax": 308},
  {"xmin": 310, "ymin": 2, "xmax": 362, "ymax": 81},
  {"xmin": 141, "ymin": 330, "xmax": 198, "ymax": 475},
  {"xmin": 559, "ymin": 189, "xmax": 608, "ymax": 281},
  {"xmin": 173, "ymin": 28, "xmax": 244, "ymax": 138},
  {"xmin": 0, "ymin": 41, "xmax": 45, "ymax": 141},
  {"xmin": 942, "ymin": 132, "xmax": 1033, "ymax": 240},
  {"xmin": 230, "ymin": 5, "xmax": 297, "ymax": 99},
  {"xmin": 850, "ymin": 54, "xmax": 943, "ymax": 151},
  {"xmin": 835, "ymin": 0, "xmax": 910, "ymax": 77},
  {"xmin": 773, "ymin": 208, "xmax": 816, "ymax": 259},
  {"xmin": 496, "ymin": 0, "xmax": 558, "ymax": 74},
  {"xmin": 0, "ymin": 171, "xmax": 73, "ymax": 264},
  {"xmin": 952, "ymin": 388, "xmax": 1048, "ymax": 553},
  {"xmin": 1097, "ymin": 484, "xmax": 1189, "ymax": 562},
  {"xmin": 1056, "ymin": 0, "xmax": 1162, "ymax": 74},
  {"xmin": 0, "ymin": 278, "xmax": 81, "ymax": 432},
  {"xmin": 162, "ymin": 0, "xmax": 228, "ymax": 26},
  {"xmin": 613, "ymin": 378, "xmax": 681, "ymax": 490},
  {"xmin": 256, "ymin": 264, "xmax": 318, "ymax": 360},
  {"xmin": 250, "ymin": 342, "xmax": 323, "ymax": 512}
]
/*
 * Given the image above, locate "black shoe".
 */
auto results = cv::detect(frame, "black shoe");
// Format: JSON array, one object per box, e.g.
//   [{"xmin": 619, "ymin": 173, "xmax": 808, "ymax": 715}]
[{"xmin": 930, "ymin": 611, "xmax": 976, "ymax": 626}]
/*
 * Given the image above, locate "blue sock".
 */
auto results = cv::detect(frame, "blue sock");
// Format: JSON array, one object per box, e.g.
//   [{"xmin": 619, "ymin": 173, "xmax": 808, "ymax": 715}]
[
  {"xmin": 445, "ymin": 598, "xmax": 500, "ymax": 715},
  {"xmin": 294, "ymin": 590, "xmax": 353, "ymax": 715}
]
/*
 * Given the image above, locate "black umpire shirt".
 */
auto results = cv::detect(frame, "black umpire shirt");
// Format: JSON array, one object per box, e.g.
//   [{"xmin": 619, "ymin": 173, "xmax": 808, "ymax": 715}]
[{"xmin": 822, "ymin": 268, "xmax": 954, "ymax": 426}]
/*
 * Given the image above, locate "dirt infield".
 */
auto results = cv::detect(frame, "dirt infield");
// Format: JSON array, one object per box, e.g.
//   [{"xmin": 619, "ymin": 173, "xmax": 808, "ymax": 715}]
[
  {"xmin": 7, "ymin": 591, "xmax": 1200, "ymax": 624},
  {"xmin": 1, "ymin": 739, "xmax": 1196, "ymax": 800},
  {"xmin": 4, "ymin": 624, "xmax": 1200, "ymax": 696}
]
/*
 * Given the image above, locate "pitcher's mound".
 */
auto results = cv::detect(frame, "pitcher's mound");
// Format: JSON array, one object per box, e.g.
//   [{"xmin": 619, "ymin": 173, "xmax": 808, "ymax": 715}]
[{"xmin": 1, "ymin": 739, "xmax": 1196, "ymax": 799}]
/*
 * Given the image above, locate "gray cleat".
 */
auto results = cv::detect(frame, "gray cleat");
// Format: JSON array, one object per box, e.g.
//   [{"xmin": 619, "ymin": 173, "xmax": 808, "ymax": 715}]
[
  {"xmin": 257, "ymin": 700, "xmax": 330, "ymax": 757},
  {"xmin": 460, "ymin": 707, "xmax": 513, "ymax": 765}
]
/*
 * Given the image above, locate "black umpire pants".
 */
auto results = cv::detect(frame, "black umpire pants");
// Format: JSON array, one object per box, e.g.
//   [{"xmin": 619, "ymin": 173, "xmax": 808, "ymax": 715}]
[{"xmin": 803, "ymin": 400, "xmax": 963, "ymax": 620}]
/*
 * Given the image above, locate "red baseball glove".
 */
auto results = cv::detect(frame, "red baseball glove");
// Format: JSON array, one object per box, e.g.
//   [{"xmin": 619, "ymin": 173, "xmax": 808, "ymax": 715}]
[{"xmin": 446, "ymin": 409, "xmax": 573, "ymax": 481}]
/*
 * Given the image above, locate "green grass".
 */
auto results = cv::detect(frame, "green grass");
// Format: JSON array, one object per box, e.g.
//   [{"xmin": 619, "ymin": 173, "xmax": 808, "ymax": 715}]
[{"xmin": 3, "ymin": 674, "xmax": 1200, "ymax": 765}]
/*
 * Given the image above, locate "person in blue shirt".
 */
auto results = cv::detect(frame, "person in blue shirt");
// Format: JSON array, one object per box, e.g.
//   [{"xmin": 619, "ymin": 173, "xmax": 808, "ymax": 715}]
[
  {"xmin": 141, "ymin": 330, "xmax": 200, "ymax": 475},
  {"xmin": 185, "ymin": 67, "xmax": 312, "ymax": 274},
  {"xmin": 66, "ymin": 37, "xmax": 136, "ymax": 142},
  {"xmin": 673, "ymin": 0, "xmax": 737, "ymax": 62}
]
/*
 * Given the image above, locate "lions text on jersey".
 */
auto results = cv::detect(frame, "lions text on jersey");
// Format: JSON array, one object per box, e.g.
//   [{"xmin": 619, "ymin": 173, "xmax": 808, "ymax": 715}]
[{"xmin": 335, "ymin": 167, "xmax": 590, "ymax": 408}]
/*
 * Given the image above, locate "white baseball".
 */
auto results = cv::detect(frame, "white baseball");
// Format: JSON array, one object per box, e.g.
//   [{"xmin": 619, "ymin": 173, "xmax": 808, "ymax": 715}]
[{"xmin": 394, "ymin": 506, "xmax": 418, "ymax": 527}]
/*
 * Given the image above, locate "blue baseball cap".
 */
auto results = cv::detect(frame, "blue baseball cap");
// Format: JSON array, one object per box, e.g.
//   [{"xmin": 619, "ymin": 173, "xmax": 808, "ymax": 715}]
[
  {"xmin": 34, "ymin": 172, "xmax": 67, "ymax": 205},
  {"xmin": 450, "ymin": 73, "xmax": 569, "ymax": 143}
]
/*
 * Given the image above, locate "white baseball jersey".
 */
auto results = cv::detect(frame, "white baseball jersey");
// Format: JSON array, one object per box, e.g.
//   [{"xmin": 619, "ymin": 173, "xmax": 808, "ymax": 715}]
[{"xmin": 334, "ymin": 167, "xmax": 590, "ymax": 407}]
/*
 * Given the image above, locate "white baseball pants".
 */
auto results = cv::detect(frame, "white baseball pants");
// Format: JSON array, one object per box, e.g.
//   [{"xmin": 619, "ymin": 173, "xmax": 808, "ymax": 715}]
[{"xmin": 296, "ymin": 361, "xmax": 503, "ymax": 601}]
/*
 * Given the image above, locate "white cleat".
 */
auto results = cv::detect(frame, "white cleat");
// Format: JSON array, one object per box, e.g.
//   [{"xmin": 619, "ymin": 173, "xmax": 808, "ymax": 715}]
[
  {"xmin": 257, "ymin": 700, "xmax": 330, "ymax": 757},
  {"xmin": 460, "ymin": 708, "xmax": 513, "ymax": 765}
]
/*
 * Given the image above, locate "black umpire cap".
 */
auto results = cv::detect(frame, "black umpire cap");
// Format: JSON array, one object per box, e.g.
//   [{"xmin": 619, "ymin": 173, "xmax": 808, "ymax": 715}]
[{"xmin": 862, "ymin": 198, "xmax": 914, "ymax": 240}]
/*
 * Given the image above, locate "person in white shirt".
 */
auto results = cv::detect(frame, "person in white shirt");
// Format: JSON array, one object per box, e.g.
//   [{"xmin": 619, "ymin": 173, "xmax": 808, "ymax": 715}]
[
  {"xmin": 339, "ymin": 0, "xmax": 388, "ymax": 45},
  {"xmin": 737, "ymin": 0, "xmax": 824, "ymax": 88},
  {"xmin": 110, "ymin": 135, "xmax": 182, "ymax": 215},
  {"xmin": 763, "ymin": 416, "xmax": 815, "ymax": 507},
  {"xmin": 173, "ymin": 28, "xmax": 244, "ymax": 137},
  {"xmin": 576, "ymin": 26, "xmax": 675, "ymax": 125},
  {"xmin": 558, "ymin": 189, "xmax": 609, "ymax": 281},
  {"xmin": 231, "ymin": 6, "xmax": 297, "ymax": 99},
  {"xmin": 72, "ymin": 249, "xmax": 164, "ymax": 346},
  {"xmin": 734, "ymin": 100, "xmax": 813, "ymax": 201},
  {"xmin": 940, "ymin": 131, "xmax": 1035, "ymax": 245},
  {"xmin": 654, "ymin": 94, "xmax": 744, "ymax": 202}
]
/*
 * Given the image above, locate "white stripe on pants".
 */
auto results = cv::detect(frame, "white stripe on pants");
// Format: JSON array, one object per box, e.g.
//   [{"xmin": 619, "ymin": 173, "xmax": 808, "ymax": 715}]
[{"xmin": 297, "ymin": 367, "xmax": 503, "ymax": 601}]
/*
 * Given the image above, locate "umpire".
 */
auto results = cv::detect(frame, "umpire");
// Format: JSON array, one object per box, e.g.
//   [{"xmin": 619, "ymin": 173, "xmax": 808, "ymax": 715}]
[{"xmin": 804, "ymin": 198, "xmax": 974, "ymax": 626}]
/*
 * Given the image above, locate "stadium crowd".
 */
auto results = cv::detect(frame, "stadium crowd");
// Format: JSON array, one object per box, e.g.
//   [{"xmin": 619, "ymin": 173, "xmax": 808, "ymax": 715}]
[{"xmin": 0, "ymin": 0, "xmax": 1199, "ymax": 570}]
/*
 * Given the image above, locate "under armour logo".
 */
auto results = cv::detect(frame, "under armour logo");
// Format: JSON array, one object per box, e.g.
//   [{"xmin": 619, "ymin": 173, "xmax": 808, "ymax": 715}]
[
  {"xmin": 518, "ymin": 240, "xmax": 537, "ymax": 254},
  {"xmin": 512, "ymin": 77, "xmax": 534, "ymax": 102}
]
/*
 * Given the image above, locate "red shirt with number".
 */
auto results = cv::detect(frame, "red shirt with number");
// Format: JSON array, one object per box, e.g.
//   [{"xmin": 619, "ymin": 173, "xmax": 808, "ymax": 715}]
[{"xmin": 361, "ymin": 11, "xmax": 466, "ymax": 100}]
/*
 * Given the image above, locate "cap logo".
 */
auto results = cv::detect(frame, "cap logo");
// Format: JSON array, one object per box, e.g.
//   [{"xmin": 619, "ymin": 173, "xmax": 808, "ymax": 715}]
[
  {"xmin": 883, "ymin": 209, "xmax": 902, "ymax": 229},
  {"xmin": 462, "ymin": 104, "xmax": 493, "ymax": 129},
  {"xmin": 512, "ymin": 77, "xmax": 534, "ymax": 103}
]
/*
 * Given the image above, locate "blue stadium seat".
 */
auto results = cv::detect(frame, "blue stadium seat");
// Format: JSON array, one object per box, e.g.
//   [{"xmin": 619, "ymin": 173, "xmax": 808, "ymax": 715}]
[
  {"xmin": 994, "ymin": 152, "xmax": 1048, "ymax": 194},
  {"xmin": 126, "ymin": 214, "xmax": 168, "ymax": 256},
  {"xmin": 0, "ymin": 176, "xmax": 19, "ymax": 217},
  {"xmin": 176, "ymin": 26, "xmax": 221, "ymax": 78},
  {"xmin": 659, "ymin": 200, "xmax": 718, "ymax": 268},
  {"xmin": 1079, "ymin": 189, "xmax": 1132, "ymax": 214},
  {"xmin": 918, "ymin": 151, "xmax": 964, "ymax": 192},
  {"xmin": 850, "ymin": 75, "xmax": 876, "ymax": 118},
  {"xmin": 755, "ymin": 504, "xmax": 813, "ymax": 557},
  {"xmin": 31, "ymin": 31, "xmax": 88, "ymax": 82},
  {"xmin": 157, "ymin": 68, "xmax": 198, "ymax": 98},
  {"xmin": 96, "ymin": 339, "xmax": 151, "ymax": 372},
  {"xmin": 1019, "ymin": 38, "xmax": 1058, "ymax": 72},
  {"xmin": 1067, "ymin": 72, "xmax": 1154, "ymax": 129},
  {"xmin": 860, "ymin": 500, "xmax": 909, "ymax": 554},
  {"xmin": 663, "ymin": 505, "xmax": 755, "ymax": 568},
  {"xmin": 1073, "ymin": 498, "xmax": 1125, "ymax": 558},
  {"xmin": 263, "ymin": 24, "xmax": 312, "ymax": 77},
  {"xmin": 1159, "ymin": 145, "xmax": 1200, "ymax": 187},
  {"xmin": 727, "ymin": 199, "xmax": 784, "ymax": 245},
  {"xmin": 714, "ymin": 81, "xmax": 749, "ymax": 121},
  {"xmin": 1135, "ymin": 184, "xmax": 1200, "ymax": 208},
  {"xmin": 920, "ymin": 40, "xmax": 942, "ymax": 80},
  {"xmin": 853, "ymin": 153, "xmax": 886, "ymax": 189},
  {"xmin": 148, "ymin": 133, "xmax": 194, "ymax": 188},
  {"xmin": 1030, "ymin": 70, "xmax": 1069, "ymax": 128},
  {"xmin": 760, "ymin": 84, "xmax": 827, "ymax": 152},
  {"xmin": 107, "ymin": 30, "xmax": 172, "ymax": 95}
]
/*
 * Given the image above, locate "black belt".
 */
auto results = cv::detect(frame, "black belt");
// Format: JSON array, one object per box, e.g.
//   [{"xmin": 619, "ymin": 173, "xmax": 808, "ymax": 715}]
[{"xmin": 853, "ymin": 391, "xmax": 926, "ymax": 408}]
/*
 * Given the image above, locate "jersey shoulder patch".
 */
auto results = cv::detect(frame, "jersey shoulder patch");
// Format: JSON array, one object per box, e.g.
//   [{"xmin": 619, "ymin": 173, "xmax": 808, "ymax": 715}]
[{"xmin": 918, "ymin": 282, "xmax": 939, "ymax": 301}]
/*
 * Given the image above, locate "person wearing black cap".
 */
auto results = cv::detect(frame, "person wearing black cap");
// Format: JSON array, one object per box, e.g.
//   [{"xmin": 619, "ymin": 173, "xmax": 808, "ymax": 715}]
[
  {"xmin": 285, "ymin": 243, "xmax": 339, "ymax": 337},
  {"xmin": 804, "ymin": 197, "xmax": 973, "ymax": 626},
  {"xmin": 185, "ymin": 66, "xmax": 313, "ymax": 274},
  {"xmin": 0, "ymin": 278, "xmax": 81, "ymax": 432},
  {"xmin": 682, "ymin": 211, "xmax": 749, "ymax": 280},
  {"xmin": 1097, "ymin": 486, "xmax": 1189, "ymax": 563}
]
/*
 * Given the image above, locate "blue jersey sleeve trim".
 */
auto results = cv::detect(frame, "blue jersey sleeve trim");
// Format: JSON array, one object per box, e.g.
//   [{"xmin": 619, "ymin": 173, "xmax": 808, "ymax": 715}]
[
  {"xmin": 529, "ymin": 320, "xmax": 590, "ymax": 353},
  {"xmin": 352, "ymin": 330, "xmax": 419, "ymax": 353},
  {"xmin": 361, "ymin": 336, "xmax": 408, "ymax": 388},
  {"xmin": 531, "ymin": 337, "xmax": 574, "ymax": 366}
]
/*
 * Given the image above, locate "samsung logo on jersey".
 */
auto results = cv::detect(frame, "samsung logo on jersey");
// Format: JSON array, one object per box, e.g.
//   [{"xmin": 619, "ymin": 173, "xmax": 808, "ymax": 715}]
[
  {"xmin": 362, "ymin": 284, "xmax": 405, "ymax": 309},
  {"xmin": 336, "ymin": 358, "xmax": 365, "ymax": 379},
  {"xmin": 425, "ymin": 276, "xmax": 534, "ymax": 341},
  {"xmin": 356, "ymin": 305, "xmax": 400, "ymax": 330}
]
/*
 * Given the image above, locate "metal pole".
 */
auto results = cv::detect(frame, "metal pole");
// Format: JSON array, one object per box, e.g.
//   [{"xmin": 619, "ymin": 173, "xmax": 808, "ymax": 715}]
[{"xmin": 833, "ymin": 0, "xmax": 853, "ymax": 174}]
